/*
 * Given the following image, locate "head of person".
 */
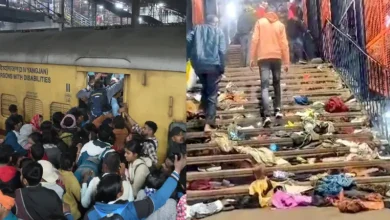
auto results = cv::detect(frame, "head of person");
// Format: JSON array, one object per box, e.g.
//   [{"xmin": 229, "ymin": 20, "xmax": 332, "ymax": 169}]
[
  {"xmin": 8, "ymin": 104, "xmax": 18, "ymax": 115},
  {"xmin": 83, "ymin": 123, "xmax": 98, "ymax": 141},
  {"xmin": 8, "ymin": 115, "xmax": 22, "ymax": 132},
  {"xmin": 28, "ymin": 132, "xmax": 43, "ymax": 145},
  {"xmin": 95, "ymin": 174, "xmax": 123, "ymax": 204},
  {"xmin": 77, "ymin": 90, "xmax": 90, "ymax": 104},
  {"xmin": 60, "ymin": 114, "xmax": 77, "ymax": 130},
  {"xmin": 170, "ymin": 127, "xmax": 185, "ymax": 144},
  {"xmin": 142, "ymin": 121, "xmax": 157, "ymax": 137},
  {"xmin": 260, "ymin": 1, "xmax": 268, "ymax": 8},
  {"xmin": 0, "ymin": 145, "xmax": 14, "ymax": 165},
  {"xmin": 93, "ymin": 79, "xmax": 103, "ymax": 90},
  {"xmin": 40, "ymin": 121, "xmax": 58, "ymax": 144},
  {"xmin": 31, "ymin": 114, "xmax": 43, "ymax": 131},
  {"xmin": 102, "ymin": 152, "xmax": 121, "ymax": 174},
  {"xmin": 18, "ymin": 157, "xmax": 33, "ymax": 169},
  {"xmin": 21, "ymin": 161, "xmax": 43, "ymax": 187},
  {"xmin": 38, "ymin": 160, "xmax": 59, "ymax": 183},
  {"xmin": 67, "ymin": 108, "xmax": 84, "ymax": 126},
  {"xmin": 112, "ymin": 116, "xmax": 125, "ymax": 130},
  {"xmin": 88, "ymin": 76, "xmax": 96, "ymax": 88},
  {"xmin": 97, "ymin": 125, "xmax": 113, "ymax": 143},
  {"xmin": 31, "ymin": 143, "xmax": 45, "ymax": 161},
  {"xmin": 124, "ymin": 139, "xmax": 144, "ymax": 163},
  {"xmin": 52, "ymin": 112, "xmax": 65, "ymax": 129},
  {"xmin": 206, "ymin": 15, "xmax": 218, "ymax": 26},
  {"xmin": 60, "ymin": 152, "xmax": 74, "ymax": 171}
]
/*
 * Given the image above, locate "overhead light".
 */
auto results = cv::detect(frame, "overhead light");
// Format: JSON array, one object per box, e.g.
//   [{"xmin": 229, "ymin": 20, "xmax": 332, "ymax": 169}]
[
  {"xmin": 123, "ymin": 8, "xmax": 128, "ymax": 11},
  {"xmin": 157, "ymin": 2, "xmax": 164, "ymax": 7},
  {"xmin": 138, "ymin": 17, "xmax": 143, "ymax": 23},
  {"xmin": 98, "ymin": 5, "xmax": 103, "ymax": 9},
  {"xmin": 83, "ymin": 0, "xmax": 87, "ymax": 3},
  {"xmin": 226, "ymin": 2, "xmax": 236, "ymax": 18},
  {"xmin": 115, "ymin": 2, "xmax": 123, "ymax": 9}
]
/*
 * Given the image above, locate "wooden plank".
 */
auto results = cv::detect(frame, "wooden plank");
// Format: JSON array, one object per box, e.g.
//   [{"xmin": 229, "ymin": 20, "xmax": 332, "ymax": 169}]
[
  {"xmin": 187, "ymin": 122, "xmax": 366, "ymax": 139},
  {"xmin": 187, "ymin": 147, "xmax": 350, "ymax": 165},
  {"xmin": 187, "ymin": 111, "xmax": 363, "ymax": 128},
  {"xmin": 187, "ymin": 160, "xmax": 390, "ymax": 181},
  {"xmin": 215, "ymin": 103, "xmax": 361, "ymax": 114},
  {"xmin": 187, "ymin": 133, "xmax": 372, "ymax": 151},
  {"xmin": 187, "ymin": 176, "xmax": 390, "ymax": 201}
]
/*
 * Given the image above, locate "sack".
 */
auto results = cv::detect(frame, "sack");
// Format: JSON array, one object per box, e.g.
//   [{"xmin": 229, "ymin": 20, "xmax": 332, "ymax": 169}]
[{"xmin": 89, "ymin": 89, "xmax": 108, "ymax": 117}]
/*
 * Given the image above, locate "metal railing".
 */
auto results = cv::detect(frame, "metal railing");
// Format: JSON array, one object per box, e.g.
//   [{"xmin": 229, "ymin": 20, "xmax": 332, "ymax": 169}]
[
  {"xmin": 64, "ymin": 3, "xmax": 92, "ymax": 26},
  {"xmin": 322, "ymin": 20, "xmax": 390, "ymax": 140}
]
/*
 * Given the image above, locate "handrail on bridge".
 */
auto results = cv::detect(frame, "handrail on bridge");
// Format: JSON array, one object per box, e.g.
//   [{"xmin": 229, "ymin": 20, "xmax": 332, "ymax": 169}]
[{"xmin": 322, "ymin": 19, "xmax": 390, "ymax": 140}]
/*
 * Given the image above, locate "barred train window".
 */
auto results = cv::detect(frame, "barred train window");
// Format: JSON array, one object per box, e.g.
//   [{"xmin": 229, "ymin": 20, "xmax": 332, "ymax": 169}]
[
  {"xmin": 50, "ymin": 102, "xmax": 71, "ymax": 120},
  {"xmin": 1, "ymin": 94, "xmax": 17, "ymax": 117},
  {"xmin": 24, "ymin": 98, "xmax": 43, "ymax": 122}
]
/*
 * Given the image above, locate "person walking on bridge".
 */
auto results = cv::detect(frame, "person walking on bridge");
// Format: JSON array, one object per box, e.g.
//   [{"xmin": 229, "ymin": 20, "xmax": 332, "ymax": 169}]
[
  {"xmin": 187, "ymin": 15, "xmax": 227, "ymax": 132},
  {"xmin": 250, "ymin": 8, "xmax": 290, "ymax": 128}
]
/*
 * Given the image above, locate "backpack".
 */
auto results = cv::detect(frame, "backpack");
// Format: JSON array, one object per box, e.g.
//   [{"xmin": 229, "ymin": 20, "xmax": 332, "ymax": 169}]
[{"xmin": 89, "ymin": 89, "xmax": 109, "ymax": 117}]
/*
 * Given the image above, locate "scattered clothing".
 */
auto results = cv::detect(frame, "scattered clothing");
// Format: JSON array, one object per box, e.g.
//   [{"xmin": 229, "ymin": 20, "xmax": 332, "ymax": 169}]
[
  {"xmin": 325, "ymin": 97, "xmax": 349, "ymax": 113},
  {"xmin": 294, "ymin": 96, "xmax": 309, "ymax": 105},
  {"xmin": 189, "ymin": 200, "xmax": 224, "ymax": 219},
  {"xmin": 315, "ymin": 174, "xmax": 355, "ymax": 197},
  {"xmin": 272, "ymin": 190, "xmax": 312, "ymax": 209}
]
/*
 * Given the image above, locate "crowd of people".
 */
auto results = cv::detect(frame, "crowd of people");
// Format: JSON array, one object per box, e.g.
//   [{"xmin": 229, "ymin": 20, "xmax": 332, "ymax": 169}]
[
  {"xmin": 0, "ymin": 72, "xmax": 187, "ymax": 219},
  {"xmin": 187, "ymin": 0, "xmax": 309, "ymax": 131}
]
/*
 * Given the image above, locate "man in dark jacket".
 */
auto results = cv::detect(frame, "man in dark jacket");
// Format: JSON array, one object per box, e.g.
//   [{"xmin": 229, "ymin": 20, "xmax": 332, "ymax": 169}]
[
  {"xmin": 237, "ymin": 4, "xmax": 258, "ymax": 67},
  {"xmin": 187, "ymin": 15, "xmax": 227, "ymax": 132},
  {"xmin": 287, "ymin": 0, "xmax": 306, "ymax": 63}
]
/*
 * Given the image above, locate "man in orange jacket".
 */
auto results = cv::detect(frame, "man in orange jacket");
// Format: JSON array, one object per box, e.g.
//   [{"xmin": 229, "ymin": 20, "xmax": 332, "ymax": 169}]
[{"xmin": 250, "ymin": 8, "xmax": 290, "ymax": 128}]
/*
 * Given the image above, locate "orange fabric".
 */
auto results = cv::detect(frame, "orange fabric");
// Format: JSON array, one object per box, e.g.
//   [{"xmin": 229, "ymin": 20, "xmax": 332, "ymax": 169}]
[
  {"xmin": 0, "ymin": 191, "xmax": 15, "ymax": 210},
  {"xmin": 192, "ymin": 0, "xmax": 204, "ymax": 25},
  {"xmin": 250, "ymin": 12, "xmax": 290, "ymax": 65},
  {"xmin": 113, "ymin": 128, "xmax": 128, "ymax": 151},
  {"xmin": 92, "ymin": 115, "xmax": 108, "ymax": 129}
]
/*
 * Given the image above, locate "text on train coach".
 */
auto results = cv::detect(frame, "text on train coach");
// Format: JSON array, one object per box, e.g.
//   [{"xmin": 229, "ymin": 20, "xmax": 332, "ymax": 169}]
[{"xmin": 0, "ymin": 65, "xmax": 51, "ymax": 83}]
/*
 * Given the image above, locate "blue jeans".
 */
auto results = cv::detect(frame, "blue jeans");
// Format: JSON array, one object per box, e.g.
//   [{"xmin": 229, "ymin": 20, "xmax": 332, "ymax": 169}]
[
  {"xmin": 290, "ymin": 36, "xmax": 304, "ymax": 62},
  {"xmin": 197, "ymin": 73, "xmax": 222, "ymax": 126},
  {"xmin": 258, "ymin": 59, "xmax": 282, "ymax": 118},
  {"xmin": 239, "ymin": 33, "xmax": 252, "ymax": 67}
]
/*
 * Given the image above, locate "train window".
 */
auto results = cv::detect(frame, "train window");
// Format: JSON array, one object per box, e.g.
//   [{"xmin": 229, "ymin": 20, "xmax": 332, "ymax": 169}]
[
  {"xmin": 50, "ymin": 102, "xmax": 71, "ymax": 120},
  {"xmin": 24, "ymin": 98, "xmax": 43, "ymax": 122},
  {"xmin": 1, "ymin": 94, "xmax": 17, "ymax": 118}
]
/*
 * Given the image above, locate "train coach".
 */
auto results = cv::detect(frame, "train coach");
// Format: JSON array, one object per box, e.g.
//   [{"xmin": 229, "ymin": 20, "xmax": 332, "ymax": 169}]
[{"xmin": 0, "ymin": 25, "xmax": 186, "ymax": 163}]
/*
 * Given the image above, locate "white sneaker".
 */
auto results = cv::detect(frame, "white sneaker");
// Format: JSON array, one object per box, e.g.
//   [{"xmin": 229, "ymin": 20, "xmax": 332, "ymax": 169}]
[
  {"xmin": 263, "ymin": 117, "xmax": 271, "ymax": 128},
  {"xmin": 275, "ymin": 111, "xmax": 283, "ymax": 119}
]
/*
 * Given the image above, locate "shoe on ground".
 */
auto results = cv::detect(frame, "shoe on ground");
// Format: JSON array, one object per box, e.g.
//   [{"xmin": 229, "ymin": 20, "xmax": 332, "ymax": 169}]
[
  {"xmin": 275, "ymin": 111, "xmax": 283, "ymax": 119},
  {"xmin": 263, "ymin": 117, "xmax": 271, "ymax": 128},
  {"xmin": 299, "ymin": 60, "xmax": 307, "ymax": 64}
]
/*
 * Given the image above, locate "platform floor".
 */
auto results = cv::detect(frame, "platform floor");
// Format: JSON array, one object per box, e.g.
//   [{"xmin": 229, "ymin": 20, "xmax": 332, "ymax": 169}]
[{"xmin": 204, "ymin": 207, "xmax": 390, "ymax": 220}]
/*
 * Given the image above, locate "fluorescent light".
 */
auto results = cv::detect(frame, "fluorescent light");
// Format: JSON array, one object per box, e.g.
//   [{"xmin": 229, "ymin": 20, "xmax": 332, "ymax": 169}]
[
  {"xmin": 98, "ymin": 5, "xmax": 103, "ymax": 9},
  {"xmin": 115, "ymin": 2, "xmax": 123, "ymax": 9},
  {"xmin": 138, "ymin": 17, "xmax": 143, "ymax": 23},
  {"xmin": 157, "ymin": 2, "xmax": 164, "ymax": 7}
]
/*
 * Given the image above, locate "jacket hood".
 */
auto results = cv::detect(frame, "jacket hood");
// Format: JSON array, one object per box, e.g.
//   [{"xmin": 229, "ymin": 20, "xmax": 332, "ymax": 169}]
[
  {"xmin": 93, "ymin": 202, "xmax": 128, "ymax": 215},
  {"xmin": 264, "ymin": 12, "xmax": 279, "ymax": 23}
]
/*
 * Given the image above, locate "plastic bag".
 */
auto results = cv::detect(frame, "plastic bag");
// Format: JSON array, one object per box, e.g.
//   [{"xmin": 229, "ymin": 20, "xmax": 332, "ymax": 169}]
[{"xmin": 186, "ymin": 61, "xmax": 197, "ymax": 91}]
